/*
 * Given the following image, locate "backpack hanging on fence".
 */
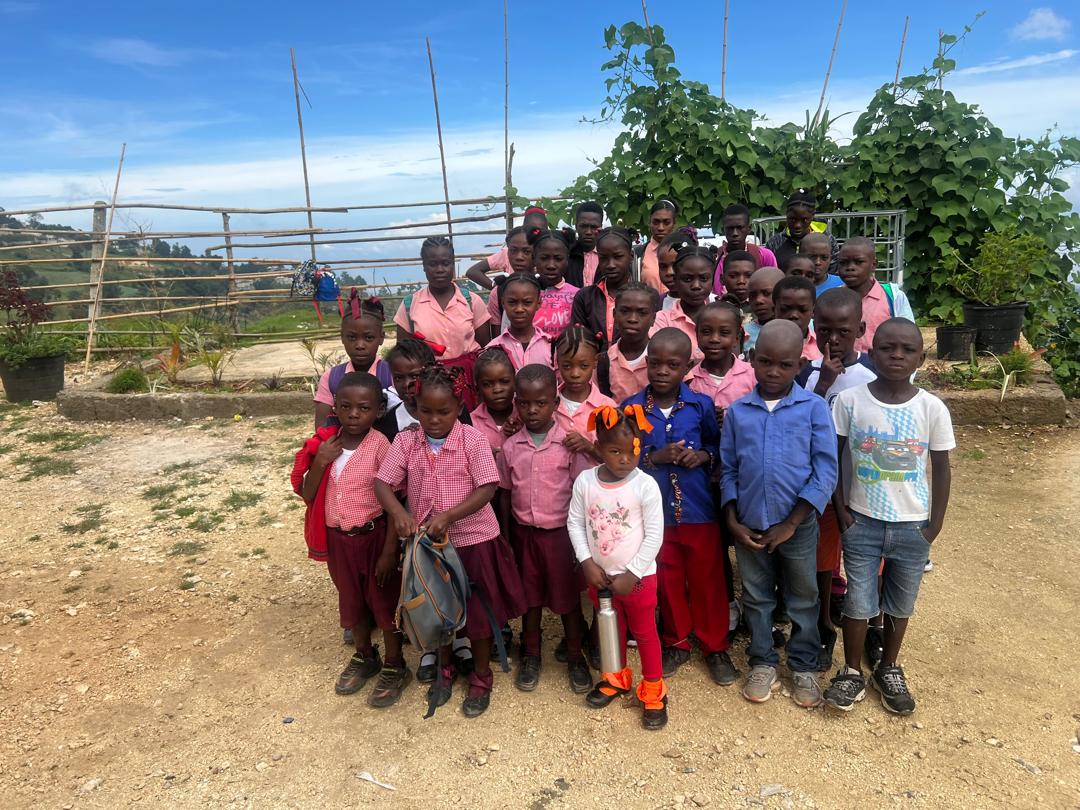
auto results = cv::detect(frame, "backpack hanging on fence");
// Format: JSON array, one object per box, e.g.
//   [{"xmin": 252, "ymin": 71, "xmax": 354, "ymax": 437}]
[
  {"xmin": 312, "ymin": 268, "xmax": 343, "ymax": 322},
  {"xmin": 289, "ymin": 259, "xmax": 319, "ymax": 298}
]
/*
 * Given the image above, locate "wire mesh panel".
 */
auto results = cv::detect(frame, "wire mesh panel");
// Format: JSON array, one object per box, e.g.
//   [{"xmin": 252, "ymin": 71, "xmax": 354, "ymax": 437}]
[{"xmin": 752, "ymin": 210, "xmax": 908, "ymax": 287}]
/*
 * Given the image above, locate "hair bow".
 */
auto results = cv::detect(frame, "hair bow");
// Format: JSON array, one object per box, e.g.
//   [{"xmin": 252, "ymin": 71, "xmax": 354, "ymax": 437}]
[
  {"xmin": 586, "ymin": 404, "xmax": 653, "ymax": 433},
  {"xmin": 412, "ymin": 330, "xmax": 446, "ymax": 357}
]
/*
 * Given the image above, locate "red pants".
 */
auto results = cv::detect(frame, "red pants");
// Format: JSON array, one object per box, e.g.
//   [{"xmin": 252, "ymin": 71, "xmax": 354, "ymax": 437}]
[
  {"xmin": 657, "ymin": 523, "xmax": 730, "ymax": 654},
  {"xmin": 589, "ymin": 575, "xmax": 661, "ymax": 680}
]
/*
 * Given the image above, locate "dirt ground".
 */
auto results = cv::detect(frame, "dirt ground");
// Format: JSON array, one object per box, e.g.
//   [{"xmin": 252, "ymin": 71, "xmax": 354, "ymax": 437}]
[{"xmin": 1, "ymin": 403, "xmax": 1079, "ymax": 810}]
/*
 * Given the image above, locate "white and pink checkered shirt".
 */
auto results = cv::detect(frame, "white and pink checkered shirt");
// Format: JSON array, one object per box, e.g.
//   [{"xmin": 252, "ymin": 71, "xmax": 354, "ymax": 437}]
[
  {"xmin": 376, "ymin": 422, "xmax": 501, "ymax": 547},
  {"xmin": 324, "ymin": 428, "xmax": 390, "ymax": 529}
]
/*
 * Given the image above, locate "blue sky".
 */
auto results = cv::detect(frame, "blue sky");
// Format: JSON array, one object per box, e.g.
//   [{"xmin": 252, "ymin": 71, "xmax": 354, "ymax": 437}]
[{"xmin": 1, "ymin": 1, "xmax": 1077, "ymax": 278}]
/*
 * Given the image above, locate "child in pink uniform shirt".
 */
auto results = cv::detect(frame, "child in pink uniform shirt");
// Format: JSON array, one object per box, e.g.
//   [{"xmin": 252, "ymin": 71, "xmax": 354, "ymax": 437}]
[
  {"xmin": 313, "ymin": 295, "xmax": 390, "ymax": 430},
  {"xmin": 487, "ymin": 273, "xmax": 554, "ymax": 371},
  {"xmin": 602, "ymin": 282, "xmax": 659, "ymax": 403},
  {"xmin": 639, "ymin": 199, "xmax": 678, "ymax": 295},
  {"xmin": 773, "ymin": 274, "xmax": 823, "ymax": 361},
  {"xmin": 838, "ymin": 237, "xmax": 915, "ymax": 353},
  {"xmin": 497, "ymin": 364, "xmax": 594, "ymax": 694},
  {"xmin": 687, "ymin": 301, "xmax": 756, "ymax": 421},
  {"xmin": 652, "ymin": 245, "xmax": 717, "ymax": 362},
  {"xmin": 531, "ymin": 231, "xmax": 579, "ymax": 338},
  {"xmin": 554, "ymin": 326, "xmax": 616, "ymax": 453}
]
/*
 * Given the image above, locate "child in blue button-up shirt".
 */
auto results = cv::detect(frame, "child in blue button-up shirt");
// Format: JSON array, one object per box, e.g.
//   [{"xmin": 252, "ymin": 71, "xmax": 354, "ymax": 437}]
[
  {"xmin": 623, "ymin": 328, "xmax": 736, "ymax": 687},
  {"xmin": 720, "ymin": 320, "xmax": 838, "ymax": 709}
]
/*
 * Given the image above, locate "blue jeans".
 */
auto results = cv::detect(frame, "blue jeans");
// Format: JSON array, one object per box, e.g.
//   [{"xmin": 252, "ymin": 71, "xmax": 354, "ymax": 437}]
[
  {"xmin": 734, "ymin": 513, "xmax": 820, "ymax": 672},
  {"xmin": 842, "ymin": 513, "xmax": 929, "ymax": 620}
]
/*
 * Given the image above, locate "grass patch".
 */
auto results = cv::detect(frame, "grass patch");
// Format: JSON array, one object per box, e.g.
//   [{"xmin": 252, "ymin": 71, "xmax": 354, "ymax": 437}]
[
  {"xmin": 23, "ymin": 430, "xmax": 104, "ymax": 452},
  {"xmin": 962, "ymin": 448, "xmax": 987, "ymax": 461},
  {"xmin": 26, "ymin": 534, "xmax": 41, "ymax": 543},
  {"xmin": 174, "ymin": 505, "xmax": 199, "ymax": 518},
  {"xmin": 179, "ymin": 579, "xmax": 196, "ymax": 590},
  {"xmin": 142, "ymin": 484, "xmax": 175, "ymax": 501},
  {"xmin": 256, "ymin": 512, "xmax": 274, "ymax": 526},
  {"xmin": 224, "ymin": 452, "xmax": 260, "ymax": 465},
  {"xmin": 150, "ymin": 502, "xmax": 174, "ymax": 512},
  {"xmin": 62, "ymin": 515, "xmax": 104, "ymax": 535},
  {"xmin": 188, "ymin": 513, "xmax": 224, "ymax": 533},
  {"xmin": 163, "ymin": 460, "xmax": 199, "ymax": 473},
  {"xmin": 75, "ymin": 503, "xmax": 105, "ymax": 514},
  {"xmin": 107, "ymin": 541, "xmax": 119, "ymax": 550},
  {"xmin": 16, "ymin": 454, "xmax": 77, "ymax": 480},
  {"xmin": 226, "ymin": 594, "xmax": 240, "ymax": 603},
  {"xmin": 0, "ymin": 443, "xmax": 13, "ymax": 455},
  {"xmin": 251, "ymin": 546, "xmax": 268, "ymax": 557},
  {"xmin": 5, "ymin": 413, "xmax": 32, "ymax": 428},
  {"xmin": 180, "ymin": 472, "xmax": 212, "ymax": 487},
  {"xmin": 223, "ymin": 489, "xmax": 262, "ymax": 509},
  {"xmin": 168, "ymin": 540, "xmax": 207, "ymax": 557},
  {"xmin": 284, "ymin": 500, "xmax": 302, "ymax": 511}
]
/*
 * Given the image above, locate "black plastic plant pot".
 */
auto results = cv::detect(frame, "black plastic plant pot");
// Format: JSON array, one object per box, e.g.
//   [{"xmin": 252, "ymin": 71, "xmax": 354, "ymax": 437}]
[
  {"xmin": 0, "ymin": 353, "xmax": 66, "ymax": 402},
  {"xmin": 962, "ymin": 301, "xmax": 1028, "ymax": 355},
  {"xmin": 935, "ymin": 326, "xmax": 977, "ymax": 361}
]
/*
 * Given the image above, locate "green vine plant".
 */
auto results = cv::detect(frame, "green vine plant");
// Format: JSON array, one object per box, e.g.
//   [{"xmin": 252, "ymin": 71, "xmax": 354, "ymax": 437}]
[{"xmin": 530, "ymin": 18, "xmax": 1080, "ymax": 396}]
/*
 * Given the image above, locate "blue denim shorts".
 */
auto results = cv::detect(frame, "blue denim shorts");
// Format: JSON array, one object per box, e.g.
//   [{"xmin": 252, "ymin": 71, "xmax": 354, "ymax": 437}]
[{"xmin": 841, "ymin": 512, "xmax": 929, "ymax": 620}]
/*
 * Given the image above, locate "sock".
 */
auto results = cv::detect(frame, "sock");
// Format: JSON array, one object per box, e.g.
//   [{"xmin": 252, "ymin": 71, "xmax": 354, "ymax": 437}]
[
  {"xmin": 356, "ymin": 645, "xmax": 375, "ymax": 659},
  {"xmin": 523, "ymin": 630, "xmax": 542, "ymax": 657},
  {"xmin": 384, "ymin": 656, "xmax": 405, "ymax": 668},
  {"xmin": 845, "ymin": 666, "xmax": 861, "ymax": 676}
]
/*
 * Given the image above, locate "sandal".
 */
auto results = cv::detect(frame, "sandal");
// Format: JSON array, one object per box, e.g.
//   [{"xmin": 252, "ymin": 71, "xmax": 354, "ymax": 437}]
[{"xmin": 585, "ymin": 667, "xmax": 632, "ymax": 708}]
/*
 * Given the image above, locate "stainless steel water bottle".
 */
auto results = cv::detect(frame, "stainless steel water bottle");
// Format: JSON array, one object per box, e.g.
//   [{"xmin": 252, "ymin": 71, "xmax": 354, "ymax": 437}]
[{"xmin": 596, "ymin": 589, "xmax": 622, "ymax": 674}]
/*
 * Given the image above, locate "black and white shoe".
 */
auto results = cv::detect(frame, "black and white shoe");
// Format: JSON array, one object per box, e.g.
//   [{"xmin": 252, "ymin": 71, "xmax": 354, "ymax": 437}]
[
  {"xmin": 823, "ymin": 669, "xmax": 866, "ymax": 712},
  {"xmin": 871, "ymin": 664, "xmax": 916, "ymax": 715}
]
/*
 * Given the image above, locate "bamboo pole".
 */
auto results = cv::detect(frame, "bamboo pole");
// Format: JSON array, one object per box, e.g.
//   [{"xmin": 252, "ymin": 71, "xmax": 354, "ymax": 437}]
[
  {"xmin": 505, "ymin": 143, "xmax": 515, "ymax": 232},
  {"xmin": 503, "ymin": 0, "xmax": 512, "ymax": 234},
  {"xmin": 812, "ymin": 0, "xmax": 847, "ymax": 130},
  {"xmin": 206, "ymin": 227, "xmax": 505, "ymax": 251},
  {"xmin": 426, "ymin": 37, "xmax": 454, "ymax": 242},
  {"xmin": 641, "ymin": 0, "xmax": 656, "ymax": 46},
  {"xmin": 87, "ymin": 202, "xmax": 106, "ymax": 323},
  {"xmin": 721, "ymin": 0, "xmax": 730, "ymax": 100},
  {"xmin": 892, "ymin": 15, "xmax": 910, "ymax": 97},
  {"xmin": 221, "ymin": 212, "xmax": 238, "ymax": 330},
  {"xmin": 83, "ymin": 144, "xmax": 126, "ymax": 372},
  {"xmin": 3, "ymin": 254, "xmax": 487, "ymax": 269},
  {"xmin": 290, "ymin": 48, "xmax": 318, "ymax": 262}
]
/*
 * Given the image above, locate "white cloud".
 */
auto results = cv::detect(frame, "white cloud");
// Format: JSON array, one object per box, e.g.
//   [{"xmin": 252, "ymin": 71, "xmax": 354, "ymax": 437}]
[
  {"xmin": 1011, "ymin": 8, "xmax": 1072, "ymax": 42},
  {"xmin": 956, "ymin": 49, "xmax": 1077, "ymax": 75},
  {"xmin": 81, "ymin": 37, "xmax": 212, "ymax": 68}
]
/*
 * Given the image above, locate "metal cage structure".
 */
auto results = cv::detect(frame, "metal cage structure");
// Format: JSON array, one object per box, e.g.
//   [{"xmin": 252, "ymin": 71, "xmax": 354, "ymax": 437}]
[{"xmin": 752, "ymin": 209, "xmax": 908, "ymax": 287}]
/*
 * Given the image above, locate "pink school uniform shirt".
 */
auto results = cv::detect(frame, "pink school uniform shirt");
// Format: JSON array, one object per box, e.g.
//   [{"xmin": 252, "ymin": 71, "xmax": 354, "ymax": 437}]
[
  {"xmin": 651, "ymin": 299, "xmax": 704, "ymax": 362},
  {"xmin": 324, "ymin": 429, "xmax": 390, "ymax": 529},
  {"xmin": 469, "ymin": 402, "xmax": 509, "ymax": 453},
  {"xmin": 497, "ymin": 422, "xmax": 594, "ymax": 529},
  {"xmin": 487, "ymin": 330, "xmax": 555, "ymax": 371},
  {"xmin": 376, "ymin": 422, "xmax": 501, "ymax": 548},
  {"xmin": 556, "ymin": 383, "xmax": 617, "ymax": 440},
  {"xmin": 803, "ymin": 330, "xmax": 823, "ymax": 362},
  {"xmin": 639, "ymin": 240, "xmax": 668, "ymax": 295},
  {"xmin": 854, "ymin": 280, "xmax": 915, "ymax": 353},
  {"xmin": 686, "ymin": 356, "xmax": 756, "ymax": 409},
  {"xmin": 582, "ymin": 251, "xmax": 600, "ymax": 287},
  {"xmin": 536, "ymin": 281, "xmax": 579, "ymax": 338},
  {"xmin": 313, "ymin": 358, "xmax": 381, "ymax": 407},
  {"xmin": 607, "ymin": 342, "xmax": 650, "ymax": 404},
  {"xmin": 393, "ymin": 287, "xmax": 491, "ymax": 359},
  {"xmin": 486, "ymin": 247, "xmax": 510, "ymax": 272}
]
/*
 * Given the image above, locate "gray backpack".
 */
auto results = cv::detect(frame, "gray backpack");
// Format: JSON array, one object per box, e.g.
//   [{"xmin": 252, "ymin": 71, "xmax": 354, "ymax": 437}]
[{"xmin": 397, "ymin": 530, "xmax": 470, "ymax": 655}]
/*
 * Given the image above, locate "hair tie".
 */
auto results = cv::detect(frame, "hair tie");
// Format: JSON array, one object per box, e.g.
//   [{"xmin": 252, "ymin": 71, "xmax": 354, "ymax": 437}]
[
  {"xmin": 347, "ymin": 287, "xmax": 361, "ymax": 321},
  {"xmin": 622, "ymin": 404, "xmax": 652, "ymax": 433},
  {"xmin": 586, "ymin": 405, "xmax": 620, "ymax": 433},
  {"xmin": 525, "ymin": 205, "xmax": 547, "ymax": 216},
  {"xmin": 412, "ymin": 330, "xmax": 447, "ymax": 357}
]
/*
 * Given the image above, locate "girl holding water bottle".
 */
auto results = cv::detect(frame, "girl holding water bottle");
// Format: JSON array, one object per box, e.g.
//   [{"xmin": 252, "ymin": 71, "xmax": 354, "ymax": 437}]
[{"xmin": 567, "ymin": 404, "xmax": 668, "ymax": 730}]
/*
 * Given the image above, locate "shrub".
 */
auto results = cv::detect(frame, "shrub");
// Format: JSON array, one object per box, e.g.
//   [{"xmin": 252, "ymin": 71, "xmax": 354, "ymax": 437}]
[{"xmin": 105, "ymin": 367, "xmax": 149, "ymax": 394}]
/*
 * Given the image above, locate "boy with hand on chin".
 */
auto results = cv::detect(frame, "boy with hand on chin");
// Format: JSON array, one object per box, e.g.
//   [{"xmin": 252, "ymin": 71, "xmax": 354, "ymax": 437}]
[
  {"xmin": 825, "ymin": 319, "xmax": 954, "ymax": 715},
  {"xmin": 720, "ymin": 320, "xmax": 838, "ymax": 708}
]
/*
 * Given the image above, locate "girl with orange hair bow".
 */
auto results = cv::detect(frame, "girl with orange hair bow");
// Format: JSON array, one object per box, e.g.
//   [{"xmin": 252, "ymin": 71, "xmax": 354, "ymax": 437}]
[{"xmin": 567, "ymin": 404, "xmax": 670, "ymax": 730}]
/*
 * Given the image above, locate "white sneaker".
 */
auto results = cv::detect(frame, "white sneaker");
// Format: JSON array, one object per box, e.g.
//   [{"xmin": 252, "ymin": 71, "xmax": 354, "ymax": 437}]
[{"xmin": 923, "ymin": 559, "xmax": 934, "ymax": 573}]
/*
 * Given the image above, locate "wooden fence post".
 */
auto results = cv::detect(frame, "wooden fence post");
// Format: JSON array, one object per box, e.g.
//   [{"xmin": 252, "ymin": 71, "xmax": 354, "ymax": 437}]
[
  {"xmin": 221, "ymin": 212, "xmax": 238, "ymax": 332},
  {"xmin": 87, "ymin": 201, "xmax": 106, "ymax": 324}
]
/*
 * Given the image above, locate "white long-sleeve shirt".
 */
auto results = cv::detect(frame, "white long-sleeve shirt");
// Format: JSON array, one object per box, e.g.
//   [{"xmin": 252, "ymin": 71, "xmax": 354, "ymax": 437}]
[{"xmin": 568, "ymin": 467, "xmax": 665, "ymax": 579}]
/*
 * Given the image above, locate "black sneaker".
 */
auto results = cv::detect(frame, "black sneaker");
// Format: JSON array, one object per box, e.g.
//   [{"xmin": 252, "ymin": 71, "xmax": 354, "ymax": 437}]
[
  {"xmin": 865, "ymin": 625, "xmax": 884, "ymax": 671},
  {"xmin": 661, "ymin": 646, "xmax": 691, "ymax": 678},
  {"xmin": 514, "ymin": 655, "xmax": 541, "ymax": 692},
  {"xmin": 426, "ymin": 666, "xmax": 456, "ymax": 709},
  {"xmin": 818, "ymin": 626, "xmax": 838, "ymax": 672},
  {"xmin": 823, "ymin": 669, "xmax": 866, "ymax": 712},
  {"xmin": 705, "ymin": 651, "xmax": 737, "ymax": 686},
  {"xmin": 871, "ymin": 664, "xmax": 916, "ymax": 715},
  {"xmin": 641, "ymin": 695, "xmax": 668, "ymax": 730},
  {"xmin": 452, "ymin": 645, "xmax": 475, "ymax": 677},
  {"xmin": 772, "ymin": 625, "xmax": 788, "ymax": 649},
  {"xmin": 567, "ymin": 658, "xmax": 591, "ymax": 694},
  {"xmin": 554, "ymin": 637, "xmax": 568, "ymax": 663},
  {"xmin": 416, "ymin": 653, "xmax": 438, "ymax": 684}
]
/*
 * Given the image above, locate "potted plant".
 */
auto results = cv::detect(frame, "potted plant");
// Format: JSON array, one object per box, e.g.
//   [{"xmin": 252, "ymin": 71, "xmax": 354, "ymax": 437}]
[
  {"xmin": 944, "ymin": 228, "xmax": 1051, "ymax": 354},
  {"xmin": 0, "ymin": 271, "xmax": 71, "ymax": 402}
]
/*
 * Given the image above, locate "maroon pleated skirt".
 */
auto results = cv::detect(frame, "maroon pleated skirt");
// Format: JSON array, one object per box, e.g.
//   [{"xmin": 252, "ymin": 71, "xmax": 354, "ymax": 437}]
[{"xmin": 456, "ymin": 535, "xmax": 527, "ymax": 639}]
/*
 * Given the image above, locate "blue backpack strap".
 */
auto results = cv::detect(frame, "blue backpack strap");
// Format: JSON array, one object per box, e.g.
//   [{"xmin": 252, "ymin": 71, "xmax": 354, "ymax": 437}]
[
  {"xmin": 327, "ymin": 362, "xmax": 349, "ymax": 397},
  {"xmin": 881, "ymin": 282, "xmax": 896, "ymax": 317},
  {"xmin": 374, "ymin": 359, "xmax": 393, "ymax": 388},
  {"xmin": 403, "ymin": 293, "xmax": 414, "ymax": 332},
  {"xmin": 473, "ymin": 587, "xmax": 511, "ymax": 672}
]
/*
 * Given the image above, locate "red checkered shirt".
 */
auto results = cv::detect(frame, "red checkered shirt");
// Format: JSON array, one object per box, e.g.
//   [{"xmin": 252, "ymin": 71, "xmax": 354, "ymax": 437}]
[
  {"xmin": 376, "ymin": 422, "xmax": 501, "ymax": 548},
  {"xmin": 324, "ymin": 429, "xmax": 390, "ymax": 530}
]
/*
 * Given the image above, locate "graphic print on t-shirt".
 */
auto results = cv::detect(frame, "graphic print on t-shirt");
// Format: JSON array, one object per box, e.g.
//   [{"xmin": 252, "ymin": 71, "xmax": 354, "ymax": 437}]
[{"xmin": 848, "ymin": 405, "xmax": 929, "ymax": 521}]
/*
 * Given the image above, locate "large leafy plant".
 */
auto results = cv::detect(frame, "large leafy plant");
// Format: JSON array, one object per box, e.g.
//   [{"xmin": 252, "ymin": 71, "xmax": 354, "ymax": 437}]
[
  {"xmin": 943, "ymin": 228, "xmax": 1052, "ymax": 306},
  {"xmin": 0, "ymin": 271, "xmax": 70, "ymax": 367}
]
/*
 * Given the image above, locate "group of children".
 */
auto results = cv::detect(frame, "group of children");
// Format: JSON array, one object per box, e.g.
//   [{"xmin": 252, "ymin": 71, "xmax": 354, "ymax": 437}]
[{"xmin": 293, "ymin": 192, "xmax": 954, "ymax": 730}]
